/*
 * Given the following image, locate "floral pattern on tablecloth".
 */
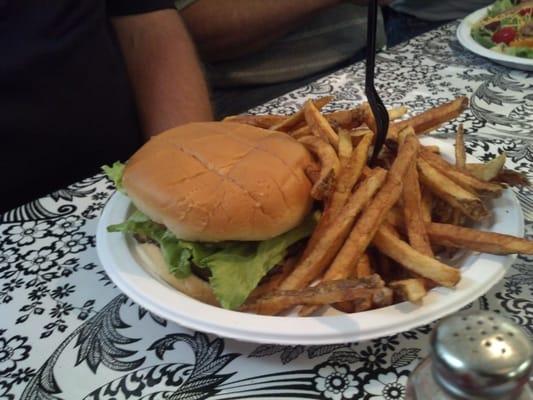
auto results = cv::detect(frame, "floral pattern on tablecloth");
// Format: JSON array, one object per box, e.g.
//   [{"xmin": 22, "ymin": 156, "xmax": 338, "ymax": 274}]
[{"xmin": 1, "ymin": 21, "xmax": 532, "ymax": 399}]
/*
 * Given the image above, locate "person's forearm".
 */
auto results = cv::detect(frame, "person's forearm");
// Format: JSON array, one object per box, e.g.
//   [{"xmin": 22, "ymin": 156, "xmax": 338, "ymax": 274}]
[
  {"xmin": 112, "ymin": 10, "xmax": 212, "ymax": 139},
  {"xmin": 181, "ymin": 0, "xmax": 341, "ymax": 61}
]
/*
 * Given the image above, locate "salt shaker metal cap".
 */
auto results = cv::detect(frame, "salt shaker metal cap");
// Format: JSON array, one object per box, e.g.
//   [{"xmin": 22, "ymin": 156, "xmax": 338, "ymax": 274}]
[{"xmin": 431, "ymin": 311, "xmax": 532, "ymax": 399}]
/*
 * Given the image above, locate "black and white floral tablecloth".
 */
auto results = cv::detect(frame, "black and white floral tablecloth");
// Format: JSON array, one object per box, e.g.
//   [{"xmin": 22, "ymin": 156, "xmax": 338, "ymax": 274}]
[{"xmin": 1, "ymin": 22, "xmax": 532, "ymax": 400}]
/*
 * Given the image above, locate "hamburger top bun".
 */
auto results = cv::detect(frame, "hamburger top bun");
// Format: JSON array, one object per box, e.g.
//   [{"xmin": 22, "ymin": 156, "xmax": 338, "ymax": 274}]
[{"xmin": 123, "ymin": 122, "xmax": 314, "ymax": 242}]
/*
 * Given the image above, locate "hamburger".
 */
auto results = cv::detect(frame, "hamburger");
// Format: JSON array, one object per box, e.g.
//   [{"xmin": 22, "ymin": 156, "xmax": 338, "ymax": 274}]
[{"xmin": 104, "ymin": 121, "xmax": 316, "ymax": 310}]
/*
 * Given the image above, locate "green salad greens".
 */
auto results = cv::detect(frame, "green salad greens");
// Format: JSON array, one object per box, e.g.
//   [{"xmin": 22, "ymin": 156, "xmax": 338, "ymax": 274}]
[
  {"xmin": 102, "ymin": 162, "xmax": 125, "ymax": 192},
  {"xmin": 487, "ymin": 0, "xmax": 516, "ymax": 16},
  {"xmin": 471, "ymin": 0, "xmax": 533, "ymax": 59}
]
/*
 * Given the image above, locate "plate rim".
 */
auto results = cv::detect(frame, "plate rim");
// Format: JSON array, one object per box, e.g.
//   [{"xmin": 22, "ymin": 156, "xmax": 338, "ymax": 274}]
[
  {"xmin": 96, "ymin": 138, "xmax": 523, "ymax": 344},
  {"xmin": 457, "ymin": 6, "xmax": 533, "ymax": 68}
]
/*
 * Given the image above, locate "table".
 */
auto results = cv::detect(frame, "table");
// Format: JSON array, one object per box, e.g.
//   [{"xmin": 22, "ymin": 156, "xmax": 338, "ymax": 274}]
[{"xmin": 1, "ymin": 22, "xmax": 532, "ymax": 400}]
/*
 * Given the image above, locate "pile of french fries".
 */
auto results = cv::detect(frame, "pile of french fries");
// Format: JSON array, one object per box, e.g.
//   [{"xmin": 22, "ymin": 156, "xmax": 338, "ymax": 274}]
[{"xmin": 225, "ymin": 96, "xmax": 532, "ymax": 316}]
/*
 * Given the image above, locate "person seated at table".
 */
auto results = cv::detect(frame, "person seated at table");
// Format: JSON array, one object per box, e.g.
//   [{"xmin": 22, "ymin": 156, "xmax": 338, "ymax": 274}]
[
  {"xmin": 0, "ymin": 1, "xmax": 212, "ymax": 213},
  {"xmin": 176, "ymin": 0, "xmax": 387, "ymax": 118},
  {"xmin": 384, "ymin": 0, "xmax": 494, "ymax": 46}
]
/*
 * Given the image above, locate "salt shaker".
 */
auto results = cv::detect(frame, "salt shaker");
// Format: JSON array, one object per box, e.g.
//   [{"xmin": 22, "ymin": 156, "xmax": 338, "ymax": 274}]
[{"xmin": 406, "ymin": 311, "xmax": 533, "ymax": 400}]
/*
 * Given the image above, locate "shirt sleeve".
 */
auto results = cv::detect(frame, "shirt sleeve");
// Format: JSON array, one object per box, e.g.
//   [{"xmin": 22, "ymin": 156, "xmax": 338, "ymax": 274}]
[
  {"xmin": 107, "ymin": 0, "xmax": 175, "ymax": 17},
  {"xmin": 175, "ymin": 0, "xmax": 197, "ymax": 11}
]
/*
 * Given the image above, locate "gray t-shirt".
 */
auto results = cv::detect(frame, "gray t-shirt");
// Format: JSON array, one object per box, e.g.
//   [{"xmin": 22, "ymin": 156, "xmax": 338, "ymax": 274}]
[
  {"xmin": 177, "ymin": 2, "xmax": 385, "ymax": 87},
  {"xmin": 390, "ymin": 0, "xmax": 493, "ymax": 21}
]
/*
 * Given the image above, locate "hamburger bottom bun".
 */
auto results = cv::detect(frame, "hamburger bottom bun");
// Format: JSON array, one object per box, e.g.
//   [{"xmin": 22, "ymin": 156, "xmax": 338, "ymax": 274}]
[
  {"xmin": 123, "ymin": 122, "xmax": 314, "ymax": 242},
  {"xmin": 134, "ymin": 242, "xmax": 218, "ymax": 306}
]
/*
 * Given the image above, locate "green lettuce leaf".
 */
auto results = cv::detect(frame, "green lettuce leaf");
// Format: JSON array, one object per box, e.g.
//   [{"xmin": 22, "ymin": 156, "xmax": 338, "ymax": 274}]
[
  {"xmin": 487, "ymin": 0, "xmax": 516, "ymax": 17},
  {"xmin": 201, "ymin": 214, "xmax": 316, "ymax": 310},
  {"xmin": 471, "ymin": 26, "xmax": 494, "ymax": 48},
  {"xmin": 108, "ymin": 210, "xmax": 316, "ymax": 309},
  {"xmin": 107, "ymin": 211, "xmax": 215, "ymax": 278},
  {"xmin": 108, "ymin": 210, "xmax": 164, "ymax": 239},
  {"xmin": 503, "ymin": 46, "xmax": 533, "ymax": 58},
  {"xmin": 102, "ymin": 162, "xmax": 125, "ymax": 192}
]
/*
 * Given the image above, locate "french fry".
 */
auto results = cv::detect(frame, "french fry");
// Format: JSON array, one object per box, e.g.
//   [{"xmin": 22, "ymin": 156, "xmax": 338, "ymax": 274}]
[
  {"xmin": 451, "ymin": 124, "xmax": 466, "ymax": 228},
  {"xmin": 455, "ymin": 124, "xmax": 466, "ymax": 169},
  {"xmin": 326, "ymin": 106, "xmax": 366, "ymax": 129},
  {"xmin": 226, "ymin": 103, "xmax": 376, "ymax": 134},
  {"xmin": 467, "ymin": 157, "xmax": 529, "ymax": 187},
  {"xmin": 223, "ymin": 114, "xmax": 286, "ymax": 129},
  {"xmin": 329, "ymin": 133, "xmax": 373, "ymax": 215},
  {"xmin": 246, "ymin": 257, "xmax": 298, "ymax": 303},
  {"xmin": 389, "ymin": 279, "xmax": 427, "ymax": 302},
  {"xmin": 421, "ymin": 188, "xmax": 433, "ymax": 224},
  {"xmin": 298, "ymin": 136, "xmax": 340, "ymax": 200},
  {"xmin": 312, "ymin": 169, "xmax": 336, "ymax": 201},
  {"xmin": 388, "ymin": 97, "xmax": 468, "ymax": 139},
  {"xmin": 304, "ymin": 100, "xmax": 340, "ymax": 149},
  {"xmin": 296, "ymin": 168, "xmax": 386, "ymax": 316},
  {"xmin": 338, "ymin": 128, "xmax": 354, "ymax": 167},
  {"xmin": 386, "ymin": 207, "xmax": 404, "ymax": 228},
  {"xmin": 305, "ymin": 253, "xmax": 374, "ymax": 316},
  {"xmin": 323, "ymin": 133, "xmax": 419, "ymax": 281},
  {"xmin": 432, "ymin": 198, "xmax": 455, "ymax": 224},
  {"xmin": 327, "ymin": 300, "xmax": 358, "ymax": 314},
  {"xmin": 356, "ymin": 253, "xmax": 373, "ymax": 278},
  {"xmin": 278, "ymin": 169, "xmax": 388, "ymax": 298},
  {"xmin": 398, "ymin": 141, "xmax": 434, "ymax": 286},
  {"xmin": 333, "ymin": 285, "xmax": 394, "ymax": 315},
  {"xmin": 326, "ymin": 179, "xmax": 402, "ymax": 280},
  {"xmin": 423, "ymin": 145, "xmax": 441, "ymax": 154},
  {"xmin": 226, "ymin": 101, "xmax": 367, "ymax": 138},
  {"xmin": 421, "ymin": 149, "xmax": 503, "ymax": 197},
  {"xmin": 350, "ymin": 127, "xmax": 374, "ymax": 141},
  {"xmin": 417, "ymin": 158, "xmax": 489, "ymax": 221},
  {"xmin": 344, "ymin": 294, "xmax": 372, "ymax": 314},
  {"xmin": 410, "ymin": 96, "xmax": 468, "ymax": 134},
  {"xmin": 427, "ymin": 223, "xmax": 533, "ymax": 254},
  {"xmin": 402, "ymin": 161, "xmax": 433, "ymax": 256},
  {"xmin": 242, "ymin": 275, "xmax": 385, "ymax": 315},
  {"xmin": 466, "ymin": 153, "xmax": 506, "ymax": 181},
  {"xmin": 271, "ymin": 96, "xmax": 333, "ymax": 132},
  {"xmin": 363, "ymin": 104, "xmax": 408, "ymax": 132},
  {"xmin": 304, "ymin": 133, "xmax": 373, "ymax": 254},
  {"xmin": 304, "ymin": 163, "xmax": 321, "ymax": 184},
  {"xmin": 373, "ymin": 225, "xmax": 461, "ymax": 287},
  {"xmin": 389, "ymin": 105, "xmax": 409, "ymax": 121},
  {"xmin": 290, "ymin": 125, "xmax": 312, "ymax": 139},
  {"xmin": 361, "ymin": 104, "xmax": 408, "ymax": 134},
  {"xmin": 371, "ymin": 286, "xmax": 394, "ymax": 308},
  {"xmin": 362, "ymin": 103, "xmax": 376, "ymax": 133},
  {"xmin": 494, "ymin": 169, "xmax": 530, "ymax": 187},
  {"xmin": 375, "ymin": 250, "xmax": 393, "ymax": 282},
  {"xmin": 397, "ymin": 125, "xmax": 415, "ymax": 146}
]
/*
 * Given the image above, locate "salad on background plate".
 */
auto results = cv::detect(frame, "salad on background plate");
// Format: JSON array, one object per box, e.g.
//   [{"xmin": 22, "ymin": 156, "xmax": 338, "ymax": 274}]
[{"xmin": 471, "ymin": 0, "xmax": 533, "ymax": 58}]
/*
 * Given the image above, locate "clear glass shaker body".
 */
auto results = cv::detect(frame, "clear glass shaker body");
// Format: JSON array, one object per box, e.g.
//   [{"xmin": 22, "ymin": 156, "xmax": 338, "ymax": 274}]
[
  {"xmin": 406, "ymin": 357, "xmax": 452, "ymax": 400},
  {"xmin": 406, "ymin": 357, "xmax": 533, "ymax": 400},
  {"xmin": 404, "ymin": 311, "xmax": 533, "ymax": 400}
]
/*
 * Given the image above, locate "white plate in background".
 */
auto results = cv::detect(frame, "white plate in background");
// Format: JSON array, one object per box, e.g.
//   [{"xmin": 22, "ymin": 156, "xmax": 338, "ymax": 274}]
[{"xmin": 457, "ymin": 6, "xmax": 533, "ymax": 71}]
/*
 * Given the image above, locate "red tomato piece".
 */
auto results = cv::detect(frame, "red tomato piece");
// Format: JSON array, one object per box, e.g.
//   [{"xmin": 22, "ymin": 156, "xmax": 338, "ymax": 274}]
[
  {"xmin": 492, "ymin": 27, "xmax": 517, "ymax": 44},
  {"xmin": 519, "ymin": 7, "xmax": 532, "ymax": 15}
]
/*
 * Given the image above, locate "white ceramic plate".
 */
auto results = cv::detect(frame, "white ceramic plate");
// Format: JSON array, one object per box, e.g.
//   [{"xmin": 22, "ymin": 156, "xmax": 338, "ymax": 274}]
[
  {"xmin": 457, "ymin": 6, "xmax": 533, "ymax": 71},
  {"xmin": 96, "ymin": 138, "xmax": 523, "ymax": 344}
]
